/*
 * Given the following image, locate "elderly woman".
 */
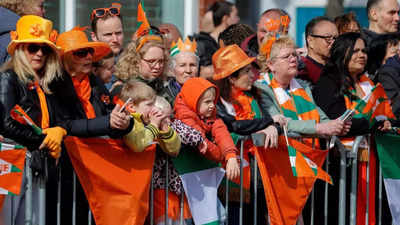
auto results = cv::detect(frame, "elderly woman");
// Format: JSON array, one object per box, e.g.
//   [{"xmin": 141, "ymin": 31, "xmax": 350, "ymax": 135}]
[
  {"xmin": 255, "ymin": 36, "xmax": 348, "ymax": 136},
  {"xmin": 0, "ymin": 15, "xmax": 63, "ymax": 225},
  {"xmin": 51, "ymin": 27, "xmax": 132, "ymax": 224},
  {"xmin": 165, "ymin": 37, "xmax": 199, "ymax": 104},
  {"xmin": 114, "ymin": 28, "xmax": 171, "ymax": 102},
  {"xmin": 254, "ymin": 36, "xmax": 350, "ymax": 225}
]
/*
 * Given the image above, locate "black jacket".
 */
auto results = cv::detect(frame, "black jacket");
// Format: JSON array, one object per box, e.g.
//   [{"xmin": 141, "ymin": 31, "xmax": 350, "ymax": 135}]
[
  {"xmin": 313, "ymin": 73, "xmax": 370, "ymax": 136},
  {"xmin": 50, "ymin": 73, "xmax": 131, "ymax": 138},
  {"xmin": 0, "ymin": 70, "xmax": 61, "ymax": 150},
  {"xmin": 377, "ymin": 55, "xmax": 400, "ymax": 119}
]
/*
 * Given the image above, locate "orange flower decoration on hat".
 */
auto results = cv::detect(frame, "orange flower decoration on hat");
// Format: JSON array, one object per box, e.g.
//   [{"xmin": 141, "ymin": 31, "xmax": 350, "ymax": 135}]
[
  {"xmin": 56, "ymin": 26, "xmax": 111, "ymax": 62},
  {"xmin": 260, "ymin": 35, "xmax": 277, "ymax": 59},
  {"xmin": 7, "ymin": 15, "xmax": 60, "ymax": 55},
  {"xmin": 212, "ymin": 44, "xmax": 255, "ymax": 80},
  {"xmin": 265, "ymin": 19, "xmax": 280, "ymax": 32}
]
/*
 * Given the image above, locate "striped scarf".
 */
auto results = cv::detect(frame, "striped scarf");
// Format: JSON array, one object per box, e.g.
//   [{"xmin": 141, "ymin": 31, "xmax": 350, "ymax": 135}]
[{"xmin": 263, "ymin": 73, "xmax": 320, "ymax": 123}]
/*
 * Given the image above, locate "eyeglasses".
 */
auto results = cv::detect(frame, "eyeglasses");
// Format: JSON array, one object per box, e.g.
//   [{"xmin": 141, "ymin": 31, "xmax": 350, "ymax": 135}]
[
  {"xmin": 73, "ymin": 48, "xmax": 95, "ymax": 58},
  {"xmin": 90, "ymin": 3, "xmax": 121, "ymax": 21},
  {"xmin": 142, "ymin": 58, "xmax": 164, "ymax": 67},
  {"xmin": 310, "ymin": 34, "xmax": 338, "ymax": 43},
  {"xmin": 275, "ymin": 52, "xmax": 298, "ymax": 61},
  {"xmin": 27, "ymin": 44, "xmax": 52, "ymax": 55}
]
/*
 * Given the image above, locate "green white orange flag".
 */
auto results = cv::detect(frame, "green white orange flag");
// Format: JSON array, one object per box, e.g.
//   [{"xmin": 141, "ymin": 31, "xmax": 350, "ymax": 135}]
[
  {"xmin": 255, "ymin": 136, "xmax": 330, "ymax": 225},
  {"xmin": 376, "ymin": 132, "xmax": 400, "ymax": 225},
  {"xmin": 0, "ymin": 143, "xmax": 26, "ymax": 211},
  {"xmin": 135, "ymin": 0, "xmax": 151, "ymax": 37},
  {"xmin": 64, "ymin": 137, "xmax": 156, "ymax": 225},
  {"xmin": 10, "ymin": 104, "xmax": 42, "ymax": 135},
  {"xmin": 172, "ymin": 148, "xmax": 226, "ymax": 225}
]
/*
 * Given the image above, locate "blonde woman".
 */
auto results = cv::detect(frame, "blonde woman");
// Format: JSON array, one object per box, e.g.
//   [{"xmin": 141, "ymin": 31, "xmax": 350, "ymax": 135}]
[
  {"xmin": 114, "ymin": 28, "xmax": 172, "ymax": 102},
  {"xmin": 0, "ymin": 15, "xmax": 64, "ymax": 225},
  {"xmin": 0, "ymin": 0, "xmax": 46, "ymax": 64}
]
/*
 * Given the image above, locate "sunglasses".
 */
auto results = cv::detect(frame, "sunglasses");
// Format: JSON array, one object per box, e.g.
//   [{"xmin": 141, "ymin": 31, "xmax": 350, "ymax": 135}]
[
  {"xmin": 27, "ymin": 44, "xmax": 52, "ymax": 55},
  {"xmin": 90, "ymin": 3, "xmax": 121, "ymax": 21},
  {"xmin": 73, "ymin": 48, "xmax": 95, "ymax": 58}
]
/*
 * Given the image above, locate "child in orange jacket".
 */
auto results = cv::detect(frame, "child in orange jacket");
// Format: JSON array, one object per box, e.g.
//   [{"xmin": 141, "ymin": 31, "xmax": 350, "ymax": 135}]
[{"xmin": 174, "ymin": 77, "xmax": 240, "ymax": 179}]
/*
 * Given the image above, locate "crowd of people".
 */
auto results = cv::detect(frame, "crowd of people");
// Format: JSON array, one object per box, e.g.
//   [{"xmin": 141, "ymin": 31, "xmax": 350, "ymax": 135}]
[{"xmin": 1, "ymin": 0, "xmax": 400, "ymax": 224}]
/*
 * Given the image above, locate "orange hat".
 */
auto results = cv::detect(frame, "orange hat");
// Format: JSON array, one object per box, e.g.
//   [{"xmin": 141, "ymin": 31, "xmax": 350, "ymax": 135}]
[
  {"xmin": 212, "ymin": 44, "xmax": 255, "ymax": 80},
  {"xmin": 7, "ymin": 15, "xmax": 59, "ymax": 55},
  {"xmin": 56, "ymin": 26, "xmax": 111, "ymax": 62}
]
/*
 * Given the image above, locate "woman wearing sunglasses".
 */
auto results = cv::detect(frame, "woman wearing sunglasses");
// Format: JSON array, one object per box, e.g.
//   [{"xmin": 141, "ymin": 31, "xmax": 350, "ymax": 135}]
[
  {"xmin": 115, "ymin": 27, "xmax": 172, "ymax": 103},
  {"xmin": 51, "ymin": 27, "xmax": 132, "ymax": 224},
  {"xmin": 0, "ymin": 15, "xmax": 65, "ymax": 225}
]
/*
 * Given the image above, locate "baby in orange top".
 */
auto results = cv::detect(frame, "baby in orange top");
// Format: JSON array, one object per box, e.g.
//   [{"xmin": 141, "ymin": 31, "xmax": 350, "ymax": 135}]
[{"xmin": 174, "ymin": 77, "xmax": 239, "ymax": 180}]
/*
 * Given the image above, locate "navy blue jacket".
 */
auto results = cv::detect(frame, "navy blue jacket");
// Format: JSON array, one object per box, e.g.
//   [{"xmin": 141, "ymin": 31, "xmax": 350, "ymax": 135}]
[{"xmin": 0, "ymin": 7, "xmax": 19, "ymax": 65}]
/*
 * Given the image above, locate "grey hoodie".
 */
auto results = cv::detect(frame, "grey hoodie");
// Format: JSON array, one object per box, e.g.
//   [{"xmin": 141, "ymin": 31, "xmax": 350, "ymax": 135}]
[{"xmin": 0, "ymin": 7, "xmax": 19, "ymax": 65}]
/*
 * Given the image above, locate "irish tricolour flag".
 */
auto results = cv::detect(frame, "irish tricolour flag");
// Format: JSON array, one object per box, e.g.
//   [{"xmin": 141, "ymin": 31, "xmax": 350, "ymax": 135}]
[
  {"xmin": 0, "ymin": 142, "xmax": 26, "ymax": 210},
  {"xmin": 172, "ymin": 148, "xmax": 226, "ymax": 225},
  {"xmin": 376, "ymin": 132, "xmax": 400, "ymax": 224}
]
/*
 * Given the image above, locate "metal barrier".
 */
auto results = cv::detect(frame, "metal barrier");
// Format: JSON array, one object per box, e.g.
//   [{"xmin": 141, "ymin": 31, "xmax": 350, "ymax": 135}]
[{"xmin": 3, "ymin": 134, "xmax": 390, "ymax": 225}]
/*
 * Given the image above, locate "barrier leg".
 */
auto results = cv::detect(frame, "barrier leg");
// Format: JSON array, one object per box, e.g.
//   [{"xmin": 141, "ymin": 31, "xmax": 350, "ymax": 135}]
[
  {"xmin": 25, "ymin": 155, "xmax": 33, "ymax": 225},
  {"xmin": 88, "ymin": 210, "xmax": 92, "ymax": 225},
  {"xmin": 38, "ymin": 175, "xmax": 46, "ymax": 225},
  {"xmin": 72, "ymin": 172, "xmax": 76, "ymax": 225},
  {"xmin": 310, "ymin": 189, "xmax": 315, "ymax": 225},
  {"xmin": 57, "ymin": 168, "xmax": 61, "ymax": 225},
  {"xmin": 253, "ymin": 157, "xmax": 257, "ymax": 225},
  {"xmin": 165, "ymin": 156, "xmax": 169, "ymax": 225},
  {"xmin": 350, "ymin": 153, "xmax": 358, "ymax": 225},
  {"xmin": 365, "ymin": 143, "xmax": 370, "ymax": 225},
  {"xmin": 150, "ymin": 169, "xmax": 154, "ymax": 225},
  {"xmin": 338, "ymin": 148, "xmax": 347, "ymax": 225},
  {"xmin": 225, "ymin": 172, "xmax": 229, "ymax": 225},
  {"xmin": 324, "ymin": 153, "xmax": 329, "ymax": 225},
  {"xmin": 180, "ymin": 191, "xmax": 184, "ymax": 225},
  {"xmin": 239, "ymin": 140, "xmax": 244, "ymax": 225}
]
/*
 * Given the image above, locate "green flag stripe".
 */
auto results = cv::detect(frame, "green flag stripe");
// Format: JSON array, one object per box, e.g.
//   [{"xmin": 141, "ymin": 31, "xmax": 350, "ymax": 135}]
[
  {"xmin": 172, "ymin": 147, "xmax": 219, "ymax": 175},
  {"xmin": 11, "ymin": 165, "xmax": 21, "ymax": 173},
  {"xmin": 376, "ymin": 133, "xmax": 400, "ymax": 179},
  {"xmin": 282, "ymin": 108, "xmax": 298, "ymax": 120},
  {"xmin": 203, "ymin": 221, "xmax": 220, "ymax": 225}
]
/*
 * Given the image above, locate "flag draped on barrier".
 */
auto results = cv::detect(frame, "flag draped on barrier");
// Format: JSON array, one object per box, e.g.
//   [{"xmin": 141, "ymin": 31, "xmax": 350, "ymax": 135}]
[
  {"xmin": 255, "ymin": 136, "xmax": 330, "ymax": 225},
  {"xmin": 171, "ymin": 148, "xmax": 226, "ymax": 225},
  {"xmin": 64, "ymin": 136, "xmax": 156, "ymax": 225},
  {"xmin": 375, "ymin": 132, "xmax": 400, "ymax": 225},
  {"xmin": 0, "ymin": 143, "xmax": 26, "ymax": 211}
]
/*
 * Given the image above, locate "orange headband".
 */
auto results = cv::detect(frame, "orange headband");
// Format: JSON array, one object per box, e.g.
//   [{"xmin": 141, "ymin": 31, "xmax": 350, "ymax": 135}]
[{"xmin": 136, "ymin": 35, "xmax": 163, "ymax": 52}]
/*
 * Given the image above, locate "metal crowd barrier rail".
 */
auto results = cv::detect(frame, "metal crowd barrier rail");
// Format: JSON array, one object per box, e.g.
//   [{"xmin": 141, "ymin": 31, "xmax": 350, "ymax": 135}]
[{"xmin": 5, "ymin": 133, "xmax": 389, "ymax": 225}]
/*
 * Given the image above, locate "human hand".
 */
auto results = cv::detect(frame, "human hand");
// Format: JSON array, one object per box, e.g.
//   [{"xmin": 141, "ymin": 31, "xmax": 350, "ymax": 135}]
[
  {"xmin": 39, "ymin": 126, "xmax": 67, "ymax": 159},
  {"xmin": 198, "ymin": 141, "xmax": 207, "ymax": 154},
  {"xmin": 258, "ymin": 125, "xmax": 278, "ymax": 148},
  {"xmin": 272, "ymin": 114, "xmax": 289, "ymax": 128},
  {"xmin": 316, "ymin": 119, "xmax": 345, "ymax": 136},
  {"xmin": 110, "ymin": 104, "xmax": 131, "ymax": 130},
  {"xmin": 149, "ymin": 108, "xmax": 166, "ymax": 128},
  {"xmin": 339, "ymin": 120, "xmax": 352, "ymax": 136},
  {"xmin": 226, "ymin": 157, "xmax": 240, "ymax": 180},
  {"xmin": 378, "ymin": 120, "xmax": 392, "ymax": 131}
]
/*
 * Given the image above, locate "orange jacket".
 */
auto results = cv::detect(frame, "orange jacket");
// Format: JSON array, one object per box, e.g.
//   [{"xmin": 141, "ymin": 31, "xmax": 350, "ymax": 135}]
[{"xmin": 174, "ymin": 77, "xmax": 237, "ymax": 162}]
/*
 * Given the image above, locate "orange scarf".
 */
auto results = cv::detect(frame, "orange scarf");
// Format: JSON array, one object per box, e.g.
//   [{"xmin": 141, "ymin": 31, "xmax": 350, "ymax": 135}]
[
  {"xmin": 29, "ymin": 82, "xmax": 49, "ymax": 129},
  {"xmin": 71, "ymin": 76, "xmax": 96, "ymax": 119}
]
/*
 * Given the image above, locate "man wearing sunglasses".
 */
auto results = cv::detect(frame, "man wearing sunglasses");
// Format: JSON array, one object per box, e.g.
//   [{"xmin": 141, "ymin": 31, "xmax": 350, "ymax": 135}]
[
  {"xmin": 297, "ymin": 16, "xmax": 338, "ymax": 84},
  {"xmin": 90, "ymin": 3, "xmax": 124, "ymax": 57}
]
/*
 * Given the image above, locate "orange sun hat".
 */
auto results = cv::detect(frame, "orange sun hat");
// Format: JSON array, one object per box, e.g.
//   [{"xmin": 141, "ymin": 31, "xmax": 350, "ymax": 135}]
[
  {"xmin": 56, "ymin": 26, "xmax": 111, "ymax": 62},
  {"xmin": 212, "ymin": 44, "xmax": 255, "ymax": 80},
  {"xmin": 7, "ymin": 15, "xmax": 59, "ymax": 55}
]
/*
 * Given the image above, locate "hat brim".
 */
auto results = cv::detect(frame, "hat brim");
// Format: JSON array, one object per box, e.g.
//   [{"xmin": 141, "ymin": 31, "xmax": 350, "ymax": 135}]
[
  {"xmin": 213, "ymin": 57, "xmax": 256, "ymax": 80},
  {"xmin": 62, "ymin": 42, "xmax": 111, "ymax": 62},
  {"xmin": 7, "ymin": 39, "xmax": 60, "ymax": 56}
]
